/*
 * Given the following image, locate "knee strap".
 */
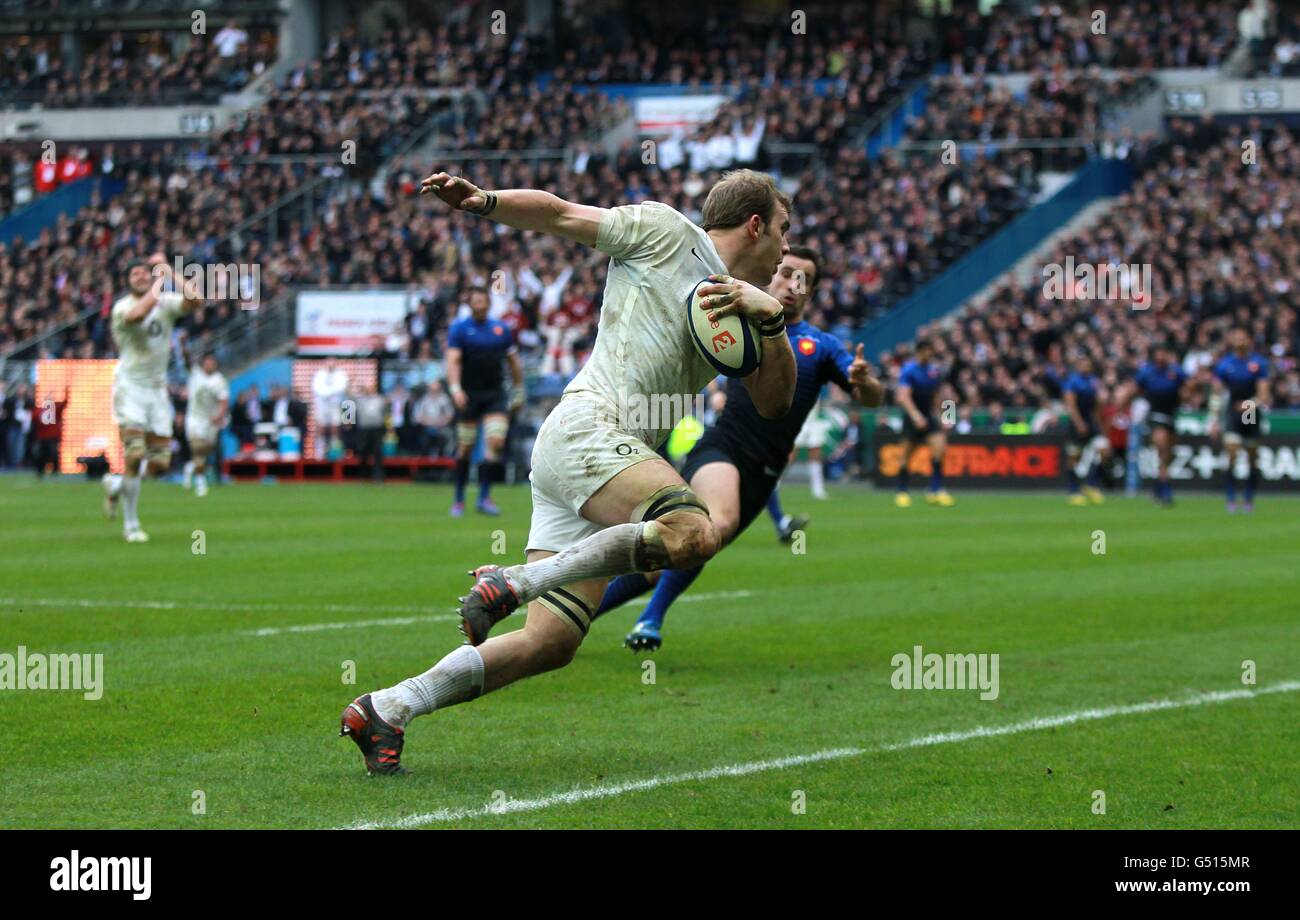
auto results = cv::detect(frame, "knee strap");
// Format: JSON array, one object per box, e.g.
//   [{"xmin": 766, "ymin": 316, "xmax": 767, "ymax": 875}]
[
  {"xmin": 538, "ymin": 588, "xmax": 594, "ymax": 637},
  {"xmin": 483, "ymin": 416, "xmax": 509, "ymax": 441},
  {"xmin": 147, "ymin": 444, "xmax": 172, "ymax": 469},
  {"xmin": 123, "ymin": 434, "xmax": 147, "ymax": 464},
  {"xmin": 631, "ymin": 484, "xmax": 710, "ymax": 523}
]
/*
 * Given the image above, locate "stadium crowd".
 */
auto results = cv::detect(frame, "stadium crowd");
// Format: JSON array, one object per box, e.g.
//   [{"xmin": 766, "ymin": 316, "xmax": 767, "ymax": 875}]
[
  {"xmin": 884, "ymin": 119, "xmax": 1300, "ymax": 424},
  {"xmin": 0, "ymin": 22, "xmax": 276, "ymax": 108},
  {"xmin": 936, "ymin": 0, "xmax": 1242, "ymax": 74}
]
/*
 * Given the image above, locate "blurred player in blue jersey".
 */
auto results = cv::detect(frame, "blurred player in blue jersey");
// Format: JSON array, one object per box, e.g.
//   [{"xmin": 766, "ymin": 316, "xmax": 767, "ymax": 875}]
[
  {"xmin": 894, "ymin": 338, "xmax": 954, "ymax": 507},
  {"xmin": 1132, "ymin": 342, "xmax": 1188, "ymax": 505},
  {"xmin": 1209, "ymin": 327, "xmax": 1271, "ymax": 513},
  {"xmin": 445, "ymin": 287, "xmax": 524, "ymax": 516},
  {"xmin": 593, "ymin": 247, "xmax": 883, "ymax": 652},
  {"xmin": 1063, "ymin": 353, "xmax": 1110, "ymax": 505}
]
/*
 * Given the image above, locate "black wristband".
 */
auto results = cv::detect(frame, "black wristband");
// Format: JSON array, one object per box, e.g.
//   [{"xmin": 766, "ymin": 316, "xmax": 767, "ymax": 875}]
[
  {"xmin": 757, "ymin": 313, "xmax": 785, "ymax": 338},
  {"xmin": 472, "ymin": 190, "xmax": 498, "ymax": 216}
]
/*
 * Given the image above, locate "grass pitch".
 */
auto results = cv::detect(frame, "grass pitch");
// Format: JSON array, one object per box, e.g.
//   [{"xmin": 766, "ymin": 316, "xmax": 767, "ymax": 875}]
[{"xmin": 0, "ymin": 474, "xmax": 1296, "ymax": 829}]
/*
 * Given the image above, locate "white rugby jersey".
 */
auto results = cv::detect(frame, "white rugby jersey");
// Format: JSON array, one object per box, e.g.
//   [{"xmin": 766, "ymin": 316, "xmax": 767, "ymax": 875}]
[
  {"xmin": 186, "ymin": 367, "xmax": 230, "ymax": 426},
  {"xmin": 565, "ymin": 201, "xmax": 726, "ymax": 449},
  {"xmin": 110, "ymin": 291, "xmax": 185, "ymax": 388}
]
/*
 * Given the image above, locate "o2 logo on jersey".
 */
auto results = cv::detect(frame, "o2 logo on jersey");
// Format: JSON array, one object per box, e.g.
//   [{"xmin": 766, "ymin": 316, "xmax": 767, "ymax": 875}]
[
  {"xmin": 616, "ymin": 443, "xmax": 639, "ymax": 456},
  {"xmin": 147, "ymin": 320, "xmax": 163, "ymax": 338},
  {"xmin": 711, "ymin": 330, "xmax": 737, "ymax": 353}
]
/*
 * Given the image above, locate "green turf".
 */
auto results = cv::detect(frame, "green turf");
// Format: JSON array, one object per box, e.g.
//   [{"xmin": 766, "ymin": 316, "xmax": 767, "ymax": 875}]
[{"xmin": 0, "ymin": 474, "xmax": 1296, "ymax": 829}]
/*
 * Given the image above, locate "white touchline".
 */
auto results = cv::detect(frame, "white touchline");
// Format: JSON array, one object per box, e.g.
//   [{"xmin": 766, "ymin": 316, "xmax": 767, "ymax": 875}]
[
  {"xmin": 0, "ymin": 597, "xmax": 445, "ymax": 616},
  {"xmin": 244, "ymin": 615, "xmax": 460, "ymax": 637},
  {"xmin": 246, "ymin": 592, "xmax": 754, "ymax": 636},
  {"xmin": 630, "ymin": 589, "xmax": 753, "ymax": 606},
  {"xmin": 339, "ymin": 680, "xmax": 1300, "ymax": 829}
]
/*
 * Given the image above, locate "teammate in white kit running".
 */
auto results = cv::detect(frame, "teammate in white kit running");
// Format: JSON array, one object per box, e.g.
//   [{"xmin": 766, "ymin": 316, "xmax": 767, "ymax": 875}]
[
  {"xmin": 342, "ymin": 168, "xmax": 798, "ymax": 774},
  {"xmin": 182, "ymin": 353, "xmax": 230, "ymax": 498},
  {"xmin": 102, "ymin": 253, "xmax": 202, "ymax": 542}
]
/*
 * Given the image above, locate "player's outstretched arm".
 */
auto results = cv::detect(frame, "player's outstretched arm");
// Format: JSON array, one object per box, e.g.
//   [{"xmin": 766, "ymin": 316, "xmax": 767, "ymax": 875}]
[{"xmin": 419, "ymin": 172, "xmax": 605, "ymax": 248}]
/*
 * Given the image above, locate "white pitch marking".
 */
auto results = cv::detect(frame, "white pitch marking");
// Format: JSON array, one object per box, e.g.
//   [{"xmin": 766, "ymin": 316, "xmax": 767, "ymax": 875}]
[
  {"xmin": 629, "ymin": 589, "xmax": 753, "ymax": 606},
  {"xmin": 0, "ymin": 597, "xmax": 444, "ymax": 616},
  {"xmin": 244, "ymin": 615, "xmax": 460, "ymax": 637},
  {"xmin": 340, "ymin": 680, "xmax": 1300, "ymax": 829}
]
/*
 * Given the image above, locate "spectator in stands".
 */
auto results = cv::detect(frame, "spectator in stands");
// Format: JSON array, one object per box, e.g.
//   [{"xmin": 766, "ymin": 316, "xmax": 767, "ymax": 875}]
[
  {"xmin": 29, "ymin": 387, "xmax": 67, "ymax": 477},
  {"xmin": 265, "ymin": 383, "xmax": 307, "ymax": 433},
  {"xmin": 311, "ymin": 359, "xmax": 349, "ymax": 459},
  {"xmin": 352, "ymin": 380, "xmax": 388, "ymax": 482},
  {"xmin": 413, "ymin": 380, "xmax": 454, "ymax": 458}
]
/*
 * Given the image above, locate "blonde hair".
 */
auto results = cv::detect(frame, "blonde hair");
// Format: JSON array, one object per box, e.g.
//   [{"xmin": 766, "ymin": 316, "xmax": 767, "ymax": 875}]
[{"xmin": 701, "ymin": 169, "xmax": 791, "ymax": 231}]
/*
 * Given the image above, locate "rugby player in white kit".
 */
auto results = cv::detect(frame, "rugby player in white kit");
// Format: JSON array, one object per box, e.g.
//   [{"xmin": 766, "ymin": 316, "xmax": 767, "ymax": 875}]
[
  {"xmin": 341, "ymin": 169, "xmax": 797, "ymax": 774},
  {"xmin": 102, "ymin": 253, "xmax": 202, "ymax": 541},
  {"xmin": 182, "ymin": 352, "xmax": 229, "ymax": 498}
]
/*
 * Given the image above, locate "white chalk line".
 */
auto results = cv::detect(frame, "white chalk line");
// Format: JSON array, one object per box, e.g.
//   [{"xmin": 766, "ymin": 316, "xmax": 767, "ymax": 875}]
[
  {"xmin": 0, "ymin": 597, "xmax": 439, "ymax": 616},
  {"xmin": 339, "ymin": 680, "xmax": 1300, "ymax": 829},
  {"xmin": 244, "ymin": 591, "xmax": 753, "ymax": 636},
  {"xmin": 1, "ymin": 590, "xmax": 755, "ymax": 638}
]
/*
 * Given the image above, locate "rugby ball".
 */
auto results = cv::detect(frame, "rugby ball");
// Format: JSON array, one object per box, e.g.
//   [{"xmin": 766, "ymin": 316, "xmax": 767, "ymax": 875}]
[{"xmin": 686, "ymin": 278, "xmax": 762, "ymax": 377}]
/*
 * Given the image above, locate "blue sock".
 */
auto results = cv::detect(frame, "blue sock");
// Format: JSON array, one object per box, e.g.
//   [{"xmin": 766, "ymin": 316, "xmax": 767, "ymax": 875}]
[
  {"xmin": 897, "ymin": 466, "xmax": 910, "ymax": 492},
  {"xmin": 596, "ymin": 573, "xmax": 654, "ymax": 617},
  {"xmin": 1246, "ymin": 467, "xmax": 1258, "ymax": 502},
  {"xmin": 1086, "ymin": 464, "xmax": 1101, "ymax": 488},
  {"xmin": 637, "ymin": 566, "xmax": 703, "ymax": 631},
  {"xmin": 478, "ymin": 461, "xmax": 493, "ymax": 502},
  {"xmin": 1226, "ymin": 473, "xmax": 1237, "ymax": 502},
  {"xmin": 766, "ymin": 490, "xmax": 786, "ymax": 532},
  {"xmin": 929, "ymin": 461, "xmax": 942, "ymax": 493},
  {"xmin": 454, "ymin": 457, "xmax": 470, "ymax": 503},
  {"xmin": 1067, "ymin": 469, "xmax": 1080, "ymax": 494}
]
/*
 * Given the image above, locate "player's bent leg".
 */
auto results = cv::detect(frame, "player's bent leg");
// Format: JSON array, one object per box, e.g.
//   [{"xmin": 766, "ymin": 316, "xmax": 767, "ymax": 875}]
[
  {"xmin": 117, "ymin": 428, "xmax": 148, "ymax": 538},
  {"xmin": 621, "ymin": 461, "xmax": 738, "ymax": 651},
  {"xmin": 925, "ymin": 432, "xmax": 955, "ymax": 505},
  {"xmin": 348, "ymin": 557, "xmax": 604, "ymax": 774},
  {"xmin": 452, "ymin": 422, "xmax": 478, "ymax": 514},
  {"xmin": 457, "ymin": 458, "xmax": 719, "ymax": 645},
  {"xmin": 476, "ymin": 413, "xmax": 509, "ymax": 515},
  {"xmin": 145, "ymin": 435, "xmax": 172, "ymax": 478},
  {"xmin": 687, "ymin": 461, "xmax": 742, "ymax": 545}
]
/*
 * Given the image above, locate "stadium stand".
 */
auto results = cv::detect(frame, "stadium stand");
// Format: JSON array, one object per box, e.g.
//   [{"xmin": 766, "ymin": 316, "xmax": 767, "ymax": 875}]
[{"xmin": 884, "ymin": 120, "xmax": 1300, "ymax": 422}]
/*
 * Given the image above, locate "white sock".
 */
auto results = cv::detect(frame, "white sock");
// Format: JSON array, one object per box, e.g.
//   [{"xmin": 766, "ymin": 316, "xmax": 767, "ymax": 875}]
[
  {"xmin": 371, "ymin": 645, "xmax": 484, "ymax": 727},
  {"xmin": 809, "ymin": 461, "xmax": 826, "ymax": 499},
  {"xmin": 502, "ymin": 521, "xmax": 648, "ymax": 604},
  {"xmin": 122, "ymin": 474, "xmax": 142, "ymax": 531}
]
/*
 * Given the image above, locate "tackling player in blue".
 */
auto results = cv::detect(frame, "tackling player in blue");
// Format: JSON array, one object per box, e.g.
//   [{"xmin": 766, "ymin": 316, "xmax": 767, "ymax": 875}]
[
  {"xmin": 1130, "ymin": 342, "xmax": 1189, "ymax": 505},
  {"xmin": 894, "ymin": 338, "xmax": 955, "ymax": 507},
  {"xmin": 1063, "ymin": 353, "xmax": 1110, "ymax": 505},
  {"xmin": 445, "ymin": 287, "xmax": 524, "ymax": 516},
  {"xmin": 1209, "ymin": 327, "xmax": 1271, "ymax": 513},
  {"xmin": 591, "ymin": 246, "xmax": 883, "ymax": 652}
]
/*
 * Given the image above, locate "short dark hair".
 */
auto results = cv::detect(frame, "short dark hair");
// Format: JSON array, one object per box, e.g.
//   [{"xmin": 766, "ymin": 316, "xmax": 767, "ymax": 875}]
[
  {"xmin": 786, "ymin": 245, "xmax": 822, "ymax": 289},
  {"xmin": 915, "ymin": 337, "xmax": 934, "ymax": 353},
  {"xmin": 123, "ymin": 258, "xmax": 146, "ymax": 281}
]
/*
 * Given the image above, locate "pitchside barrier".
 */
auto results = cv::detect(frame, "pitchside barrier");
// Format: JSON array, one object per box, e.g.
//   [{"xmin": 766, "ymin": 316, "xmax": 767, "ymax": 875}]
[{"xmin": 868, "ymin": 424, "xmax": 1300, "ymax": 493}]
